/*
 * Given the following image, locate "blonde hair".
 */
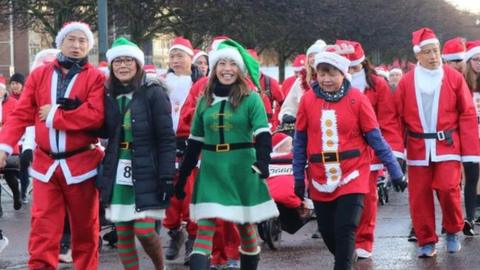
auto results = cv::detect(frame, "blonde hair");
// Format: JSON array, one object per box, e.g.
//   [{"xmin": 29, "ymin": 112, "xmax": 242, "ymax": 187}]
[{"xmin": 465, "ymin": 60, "xmax": 479, "ymax": 92}]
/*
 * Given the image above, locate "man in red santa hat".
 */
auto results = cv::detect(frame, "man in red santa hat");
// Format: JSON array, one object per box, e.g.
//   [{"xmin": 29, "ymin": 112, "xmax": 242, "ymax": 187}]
[
  {"xmin": 442, "ymin": 37, "xmax": 467, "ymax": 74},
  {"xmin": 162, "ymin": 36, "xmax": 204, "ymax": 265},
  {"xmin": 394, "ymin": 27, "xmax": 480, "ymax": 258},
  {"xmin": 0, "ymin": 21, "xmax": 104, "ymax": 269},
  {"xmin": 282, "ymin": 54, "xmax": 306, "ymax": 97}
]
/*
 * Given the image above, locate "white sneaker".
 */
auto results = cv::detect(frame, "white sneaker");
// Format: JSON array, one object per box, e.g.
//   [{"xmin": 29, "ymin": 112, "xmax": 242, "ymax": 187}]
[
  {"xmin": 355, "ymin": 248, "xmax": 372, "ymax": 259},
  {"xmin": 59, "ymin": 248, "xmax": 73, "ymax": 263},
  {"xmin": 0, "ymin": 236, "xmax": 9, "ymax": 253}
]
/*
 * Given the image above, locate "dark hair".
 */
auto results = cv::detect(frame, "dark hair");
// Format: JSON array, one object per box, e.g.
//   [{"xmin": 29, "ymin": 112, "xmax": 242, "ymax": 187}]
[
  {"xmin": 203, "ymin": 62, "xmax": 250, "ymax": 109},
  {"xmin": 465, "ymin": 60, "xmax": 479, "ymax": 92},
  {"xmin": 106, "ymin": 59, "xmax": 145, "ymax": 95},
  {"xmin": 316, "ymin": 63, "xmax": 343, "ymax": 75},
  {"xmin": 361, "ymin": 58, "xmax": 377, "ymax": 89}
]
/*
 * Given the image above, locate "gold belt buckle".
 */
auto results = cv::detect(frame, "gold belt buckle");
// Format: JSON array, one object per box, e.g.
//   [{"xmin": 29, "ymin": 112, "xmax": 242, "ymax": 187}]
[
  {"xmin": 216, "ymin": 144, "xmax": 230, "ymax": 152},
  {"xmin": 120, "ymin": 142, "xmax": 129, "ymax": 149},
  {"xmin": 322, "ymin": 151, "xmax": 339, "ymax": 163}
]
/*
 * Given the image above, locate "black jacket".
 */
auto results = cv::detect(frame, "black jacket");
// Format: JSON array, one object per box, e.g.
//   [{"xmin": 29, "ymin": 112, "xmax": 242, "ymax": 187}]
[{"xmin": 97, "ymin": 77, "xmax": 176, "ymax": 211}]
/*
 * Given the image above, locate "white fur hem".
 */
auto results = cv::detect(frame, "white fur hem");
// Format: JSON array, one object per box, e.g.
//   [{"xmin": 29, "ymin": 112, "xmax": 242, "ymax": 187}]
[
  {"xmin": 106, "ymin": 205, "xmax": 165, "ymax": 222},
  {"xmin": 311, "ymin": 170, "xmax": 359, "ymax": 193},
  {"xmin": 190, "ymin": 200, "xmax": 279, "ymax": 224},
  {"xmin": 0, "ymin": 144, "xmax": 13, "ymax": 155},
  {"xmin": 45, "ymin": 104, "xmax": 60, "ymax": 129}
]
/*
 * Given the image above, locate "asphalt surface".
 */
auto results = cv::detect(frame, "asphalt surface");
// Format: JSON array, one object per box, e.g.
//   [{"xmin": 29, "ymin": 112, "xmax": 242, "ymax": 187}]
[{"xmin": 1, "ymin": 186, "xmax": 479, "ymax": 270}]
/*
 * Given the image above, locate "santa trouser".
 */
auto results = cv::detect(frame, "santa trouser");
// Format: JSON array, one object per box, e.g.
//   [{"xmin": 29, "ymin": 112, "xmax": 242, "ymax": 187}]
[
  {"xmin": 355, "ymin": 170, "xmax": 381, "ymax": 252},
  {"xmin": 408, "ymin": 161, "xmax": 464, "ymax": 246},
  {"xmin": 211, "ymin": 219, "xmax": 241, "ymax": 265},
  {"xmin": 28, "ymin": 167, "xmax": 99, "ymax": 270},
  {"xmin": 163, "ymin": 169, "xmax": 197, "ymax": 236}
]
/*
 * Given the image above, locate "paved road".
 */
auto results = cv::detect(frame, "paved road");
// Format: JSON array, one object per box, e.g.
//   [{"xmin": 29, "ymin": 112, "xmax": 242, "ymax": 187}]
[{"xmin": 1, "ymin": 187, "xmax": 479, "ymax": 269}]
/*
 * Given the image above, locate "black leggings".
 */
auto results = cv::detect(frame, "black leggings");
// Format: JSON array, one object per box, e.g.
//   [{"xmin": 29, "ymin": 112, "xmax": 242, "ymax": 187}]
[
  {"xmin": 19, "ymin": 149, "xmax": 33, "ymax": 198},
  {"xmin": 463, "ymin": 162, "xmax": 479, "ymax": 221},
  {"xmin": 0, "ymin": 171, "xmax": 20, "ymax": 205},
  {"xmin": 314, "ymin": 193, "xmax": 364, "ymax": 270}
]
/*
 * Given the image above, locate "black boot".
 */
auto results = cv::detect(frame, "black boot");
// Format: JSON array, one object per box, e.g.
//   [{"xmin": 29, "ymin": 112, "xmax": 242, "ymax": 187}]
[
  {"xmin": 189, "ymin": 253, "xmax": 210, "ymax": 270},
  {"xmin": 240, "ymin": 253, "xmax": 260, "ymax": 270}
]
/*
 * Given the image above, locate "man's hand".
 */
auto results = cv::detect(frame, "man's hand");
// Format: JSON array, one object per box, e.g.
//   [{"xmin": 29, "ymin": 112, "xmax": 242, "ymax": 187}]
[
  {"xmin": 39, "ymin": 104, "xmax": 52, "ymax": 121},
  {"xmin": 0, "ymin": 151, "xmax": 7, "ymax": 169}
]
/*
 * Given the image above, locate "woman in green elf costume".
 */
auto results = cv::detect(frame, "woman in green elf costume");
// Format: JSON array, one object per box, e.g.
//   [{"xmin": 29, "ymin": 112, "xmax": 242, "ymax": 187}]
[
  {"xmin": 97, "ymin": 37, "xmax": 176, "ymax": 270},
  {"xmin": 175, "ymin": 39, "xmax": 279, "ymax": 270}
]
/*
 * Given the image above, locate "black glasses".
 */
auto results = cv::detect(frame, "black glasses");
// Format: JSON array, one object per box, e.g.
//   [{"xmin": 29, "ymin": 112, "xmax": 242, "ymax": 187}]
[{"xmin": 112, "ymin": 57, "xmax": 135, "ymax": 66}]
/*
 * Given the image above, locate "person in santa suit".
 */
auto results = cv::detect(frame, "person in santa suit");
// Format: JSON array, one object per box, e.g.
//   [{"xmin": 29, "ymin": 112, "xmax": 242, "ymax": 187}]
[
  {"xmin": 161, "ymin": 36, "xmax": 204, "ymax": 265},
  {"xmin": 388, "ymin": 68, "xmax": 403, "ymax": 91},
  {"xmin": 0, "ymin": 22, "xmax": 105, "ymax": 270},
  {"xmin": 462, "ymin": 40, "xmax": 480, "ymax": 233},
  {"xmin": 247, "ymin": 49, "xmax": 284, "ymax": 130},
  {"xmin": 442, "ymin": 37, "xmax": 467, "ymax": 74},
  {"xmin": 393, "ymin": 28, "xmax": 480, "ymax": 258},
  {"xmin": 279, "ymin": 40, "xmax": 326, "ymax": 126},
  {"xmin": 0, "ymin": 76, "xmax": 21, "ymax": 216},
  {"xmin": 281, "ymin": 54, "xmax": 306, "ymax": 97},
  {"xmin": 335, "ymin": 39, "xmax": 405, "ymax": 259},
  {"xmin": 293, "ymin": 49, "xmax": 404, "ymax": 270}
]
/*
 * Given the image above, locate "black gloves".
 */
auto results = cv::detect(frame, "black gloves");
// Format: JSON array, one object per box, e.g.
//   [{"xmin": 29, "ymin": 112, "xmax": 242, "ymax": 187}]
[
  {"xmin": 57, "ymin": 97, "xmax": 81, "ymax": 110},
  {"xmin": 176, "ymin": 138, "xmax": 187, "ymax": 157},
  {"xmin": 252, "ymin": 132, "xmax": 272, "ymax": 179},
  {"xmin": 392, "ymin": 176, "xmax": 407, "ymax": 192},
  {"xmin": 175, "ymin": 138, "xmax": 203, "ymax": 199},
  {"xmin": 294, "ymin": 180, "xmax": 305, "ymax": 201},
  {"xmin": 282, "ymin": 114, "xmax": 296, "ymax": 124}
]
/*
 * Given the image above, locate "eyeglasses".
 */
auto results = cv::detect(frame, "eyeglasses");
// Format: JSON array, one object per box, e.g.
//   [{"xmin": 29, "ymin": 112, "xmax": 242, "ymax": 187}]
[
  {"xmin": 112, "ymin": 57, "xmax": 135, "ymax": 66},
  {"xmin": 471, "ymin": 57, "xmax": 480, "ymax": 63}
]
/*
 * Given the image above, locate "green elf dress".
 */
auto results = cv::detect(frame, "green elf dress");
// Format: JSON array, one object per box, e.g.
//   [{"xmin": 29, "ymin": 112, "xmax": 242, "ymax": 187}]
[
  {"xmin": 105, "ymin": 93, "xmax": 165, "ymax": 222},
  {"xmin": 189, "ymin": 91, "xmax": 279, "ymax": 224}
]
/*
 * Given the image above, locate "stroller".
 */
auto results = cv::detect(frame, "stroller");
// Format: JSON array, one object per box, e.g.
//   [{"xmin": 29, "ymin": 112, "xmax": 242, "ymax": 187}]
[{"xmin": 257, "ymin": 133, "xmax": 314, "ymax": 250}]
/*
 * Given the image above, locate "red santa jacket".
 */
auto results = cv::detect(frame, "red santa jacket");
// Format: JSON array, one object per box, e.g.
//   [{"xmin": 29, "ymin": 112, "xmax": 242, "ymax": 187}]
[
  {"xmin": 0, "ymin": 60, "xmax": 105, "ymax": 184},
  {"xmin": 296, "ymin": 88, "xmax": 379, "ymax": 201},
  {"xmin": 259, "ymin": 73, "xmax": 284, "ymax": 130},
  {"xmin": 394, "ymin": 65, "xmax": 480, "ymax": 165},
  {"xmin": 267, "ymin": 152, "xmax": 302, "ymax": 208},
  {"xmin": 281, "ymin": 75, "xmax": 297, "ymax": 97},
  {"xmin": 0, "ymin": 96, "xmax": 19, "ymax": 154},
  {"xmin": 363, "ymin": 74, "xmax": 403, "ymax": 170}
]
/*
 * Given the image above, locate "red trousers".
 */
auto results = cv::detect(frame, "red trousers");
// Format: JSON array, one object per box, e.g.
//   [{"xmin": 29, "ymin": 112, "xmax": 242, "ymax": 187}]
[
  {"xmin": 163, "ymin": 169, "xmax": 197, "ymax": 236},
  {"xmin": 355, "ymin": 170, "xmax": 380, "ymax": 252},
  {"xmin": 211, "ymin": 219, "xmax": 240, "ymax": 265},
  {"xmin": 408, "ymin": 161, "xmax": 463, "ymax": 246},
  {"xmin": 28, "ymin": 167, "xmax": 99, "ymax": 270}
]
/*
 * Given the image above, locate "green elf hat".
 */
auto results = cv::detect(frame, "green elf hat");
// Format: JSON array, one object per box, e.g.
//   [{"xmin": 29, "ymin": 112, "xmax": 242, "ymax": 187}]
[
  {"xmin": 208, "ymin": 39, "xmax": 261, "ymax": 90},
  {"xmin": 106, "ymin": 37, "xmax": 145, "ymax": 67}
]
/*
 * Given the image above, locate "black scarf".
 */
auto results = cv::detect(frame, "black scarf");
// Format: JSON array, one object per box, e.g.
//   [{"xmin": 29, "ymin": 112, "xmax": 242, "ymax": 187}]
[
  {"xmin": 57, "ymin": 52, "xmax": 88, "ymax": 70},
  {"xmin": 213, "ymin": 82, "xmax": 232, "ymax": 97},
  {"xmin": 113, "ymin": 80, "xmax": 135, "ymax": 96},
  {"xmin": 312, "ymin": 79, "xmax": 351, "ymax": 102}
]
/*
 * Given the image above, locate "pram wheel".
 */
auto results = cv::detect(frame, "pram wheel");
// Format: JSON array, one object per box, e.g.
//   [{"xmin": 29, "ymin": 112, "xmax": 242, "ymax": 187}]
[
  {"xmin": 377, "ymin": 176, "xmax": 389, "ymax": 205},
  {"xmin": 257, "ymin": 217, "xmax": 282, "ymax": 250}
]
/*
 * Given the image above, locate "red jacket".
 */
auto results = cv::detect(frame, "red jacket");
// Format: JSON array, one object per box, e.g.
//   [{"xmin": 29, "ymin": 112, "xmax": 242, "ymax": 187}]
[
  {"xmin": 1, "ymin": 96, "xmax": 19, "ymax": 154},
  {"xmin": 0, "ymin": 60, "xmax": 105, "ymax": 184},
  {"xmin": 281, "ymin": 75, "xmax": 297, "ymax": 97}
]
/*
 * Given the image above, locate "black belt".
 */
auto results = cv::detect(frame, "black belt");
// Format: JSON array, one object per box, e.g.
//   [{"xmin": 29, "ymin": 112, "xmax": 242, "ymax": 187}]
[
  {"xmin": 309, "ymin": 150, "xmax": 360, "ymax": 163},
  {"xmin": 119, "ymin": 142, "xmax": 133, "ymax": 150},
  {"xmin": 202, "ymin": 142, "xmax": 253, "ymax": 152},
  {"xmin": 408, "ymin": 129, "xmax": 455, "ymax": 145},
  {"xmin": 40, "ymin": 144, "xmax": 95, "ymax": 160}
]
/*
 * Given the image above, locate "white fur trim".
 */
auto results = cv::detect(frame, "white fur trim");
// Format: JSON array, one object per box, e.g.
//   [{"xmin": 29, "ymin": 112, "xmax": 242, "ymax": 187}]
[
  {"xmin": 349, "ymin": 55, "xmax": 365, "ymax": 67},
  {"xmin": 442, "ymin": 52, "xmax": 465, "ymax": 61},
  {"xmin": 29, "ymin": 162, "xmax": 60, "ymax": 182},
  {"xmin": 190, "ymin": 200, "xmax": 279, "ymax": 223},
  {"xmin": 314, "ymin": 52, "xmax": 350, "ymax": 78},
  {"xmin": 393, "ymin": 151, "xmax": 405, "ymax": 159},
  {"xmin": 461, "ymin": 156, "xmax": 480, "ymax": 163},
  {"xmin": 413, "ymin": 38, "xmax": 439, "ymax": 53},
  {"xmin": 188, "ymin": 135, "xmax": 205, "ymax": 142},
  {"xmin": 239, "ymin": 246, "xmax": 261, "ymax": 256},
  {"xmin": 209, "ymin": 47, "xmax": 245, "ymax": 73},
  {"xmin": 60, "ymin": 161, "xmax": 98, "ymax": 184},
  {"xmin": 292, "ymin": 66, "xmax": 304, "ymax": 72},
  {"xmin": 0, "ymin": 143, "xmax": 13, "ymax": 155},
  {"xmin": 193, "ymin": 51, "xmax": 208, "ymax": 64},
  {"xmin": 169, "ymin": 44, "xmax": 194, "ymax": 56},
  {"xmin": 466, "ymin": 47, "xmax": 480, "ymax": 62},
  {"xmin": 306, "ymin": 40, "xmax": 327, "ymax": 57},
  {"xmin": 55, "ymin": 22, "xmax": 94, "ymax": 50},
  {"xmin": 370, "ymin": 164, "xmax": 384, "ymax": 171},
  {"xmin": 272, "ymin": 136, "xmax": 292, "ymax": 152},
  {"xmin": 45, "ymin": 104, "xmax": 59, "ymax": 128},
  {"xmin": 253, "ymin": 128, "xmax": 271, "ymax": 136},
  {"xmin": 311, "ymin": 170, "xmax": 360, "ymax": 193},
  {"xmin": 106, "ymin": 205, "xmax": 165, "ymax": 222},
  {"xmin": 106, "ymin": 44, "xmax": 145, "ymax": 67}
]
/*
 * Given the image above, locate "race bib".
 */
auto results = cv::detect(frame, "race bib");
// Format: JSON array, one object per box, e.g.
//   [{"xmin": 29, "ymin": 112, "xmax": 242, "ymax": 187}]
[{"xmin": 116, "ymin": 159, "xmax": 133, "ymax": 186}]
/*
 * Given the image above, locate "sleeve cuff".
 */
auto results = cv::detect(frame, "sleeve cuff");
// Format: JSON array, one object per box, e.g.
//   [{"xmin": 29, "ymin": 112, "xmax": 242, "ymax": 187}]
[
  {"xmin": 461, "ymin": 156, "xmax": 480, "ymax": 163},
  {"xmin": 0, "ymin": 144, "xmax": 13, "ymax": 155},
  {"xmin": 45, "ymin": 104, "xmax": 60, "ymax": 128},
  {"xmin": 393, "ymin": 150, "xmax": 405, "ymax": 159},
  {"xmin": 188, "ymin": 135, "xmax": 204, "ymax": 142},
  {"xmin": 253, "ymin": 127, "xmax": 271, "ymax": 136}
]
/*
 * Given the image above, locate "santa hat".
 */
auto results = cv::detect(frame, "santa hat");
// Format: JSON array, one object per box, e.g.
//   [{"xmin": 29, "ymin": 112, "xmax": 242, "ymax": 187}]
[
  {"xmin": 210, "ymin": 35, "xmax": 230, "ymax": 51},
  {"xmin": 55, "ymin": 21, "xmax": 95, "ymax": 50},
  {"xmin": 143, "ymin": 64, "xmax": 157, "ymax": 74},
  {"xmin": 98, "ymin": 61, "xmax": 108, "ymax": 68},
  {"xmin": 442, "ymin": 37, "xmax": 466, "ymax": 61},
  {"xmin": 292, "ymin": 54, "xmax": 306, "ymax": 72},
  {"xmin": 272, "ymin": 132, "xmax": 292, "ymax": 152},
  {"xmin": 209, "ymin": 39, "xmax": 261, "ymax": 90},
  {"xmin": 192, "ymin": 49, "xmax": 208, "ymax": 63},
  {"xmin": 0, "ymin": 76, "xmax": 6, "ymax": 90},
  {"xmin": 375, "ymin": 67, "xmax": 389, "ymax": 79},
  {"xmin": 411, "ymin": 27, "xmax": 439, "ymax": 53},
  {"xmin": 106, "ymin": 37, "xmax": 145, "ymax": 67},
  {"xmin": 336, "ymin": 40, "xmax": 365, "ymax": 67},
  {"xmin": 314, "ymin": 51, "xmax": 351, "ymax": 80},
  {"xmin": 389, "ymin": 68, "xmax": 403, "ymax": 75},
  {"xmin": 31, "ymin": 48, "xmax": 60, "ymax": 71},
  {"xmin": 465, "ymin": 40, "xmax": 480, "ymax": 62},
  {"xmin": 169, "ymin": 37, "xmax": 194, "ymax": 56},
  {"xmin": 306, "ymin": 39, "xmax": 327, "ymax": 57}
]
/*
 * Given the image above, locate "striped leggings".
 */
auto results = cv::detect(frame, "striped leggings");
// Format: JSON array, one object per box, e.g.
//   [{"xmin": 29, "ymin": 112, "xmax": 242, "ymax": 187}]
[
  {"xmin": 115, "ymin": 218, "xmax": 164, "ymax": 270},
  {"xmin": 193, "ymin": 218, "xmax": 259, "ymax": 256}
]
